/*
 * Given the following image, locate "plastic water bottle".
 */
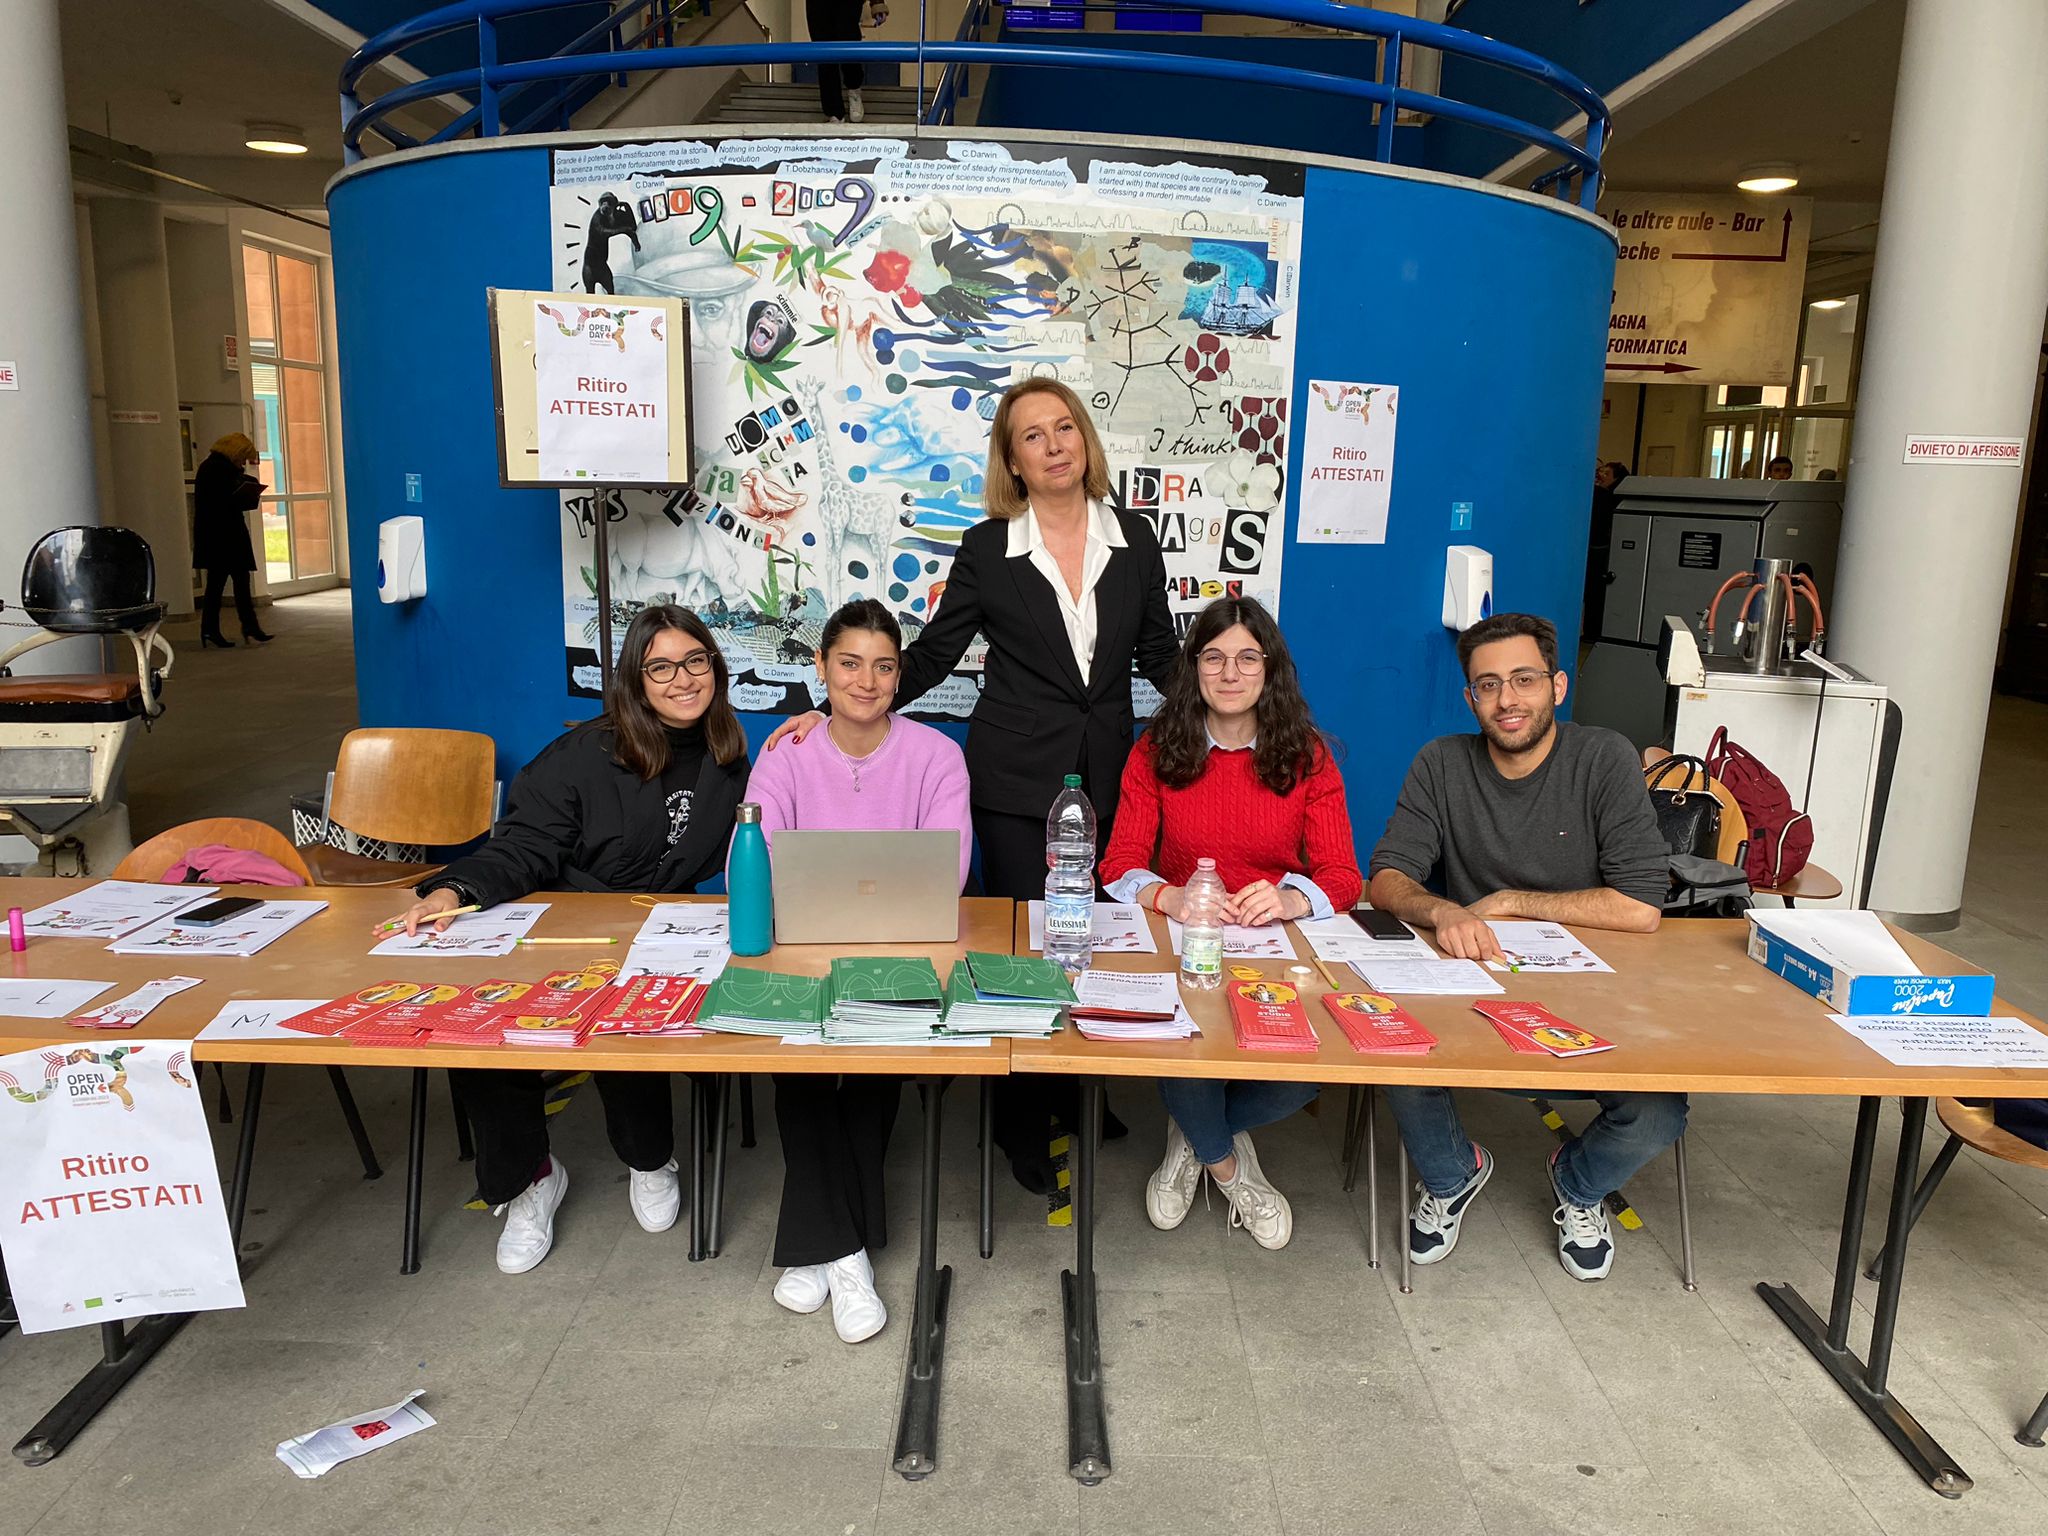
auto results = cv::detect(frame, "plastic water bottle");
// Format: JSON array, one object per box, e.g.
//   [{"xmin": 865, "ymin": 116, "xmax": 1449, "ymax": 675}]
[
  {"xmin": 728, "ymin": 802, "xmax": 773, "ymax": 956},
  {"xmin": 1043, "ymin": 773, "xmax": 1096, "ymax": 972},
  {"xmin": 1180, "ymin": 858, "xmax": 1226, "ymax": 990}
]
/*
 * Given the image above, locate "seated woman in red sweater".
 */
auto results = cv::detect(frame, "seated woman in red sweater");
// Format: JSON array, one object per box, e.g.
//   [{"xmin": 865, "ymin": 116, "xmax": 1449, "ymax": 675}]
[{"xmin": 1101, "ymin": 596, "xmax": 1362, "ymax": 1250}]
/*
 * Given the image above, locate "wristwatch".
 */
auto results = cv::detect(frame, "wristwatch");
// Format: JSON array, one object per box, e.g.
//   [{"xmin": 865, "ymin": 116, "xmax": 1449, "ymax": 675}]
[{"xmin": 417, "ymin": 876, "xmax": 482, "ymax": 908}]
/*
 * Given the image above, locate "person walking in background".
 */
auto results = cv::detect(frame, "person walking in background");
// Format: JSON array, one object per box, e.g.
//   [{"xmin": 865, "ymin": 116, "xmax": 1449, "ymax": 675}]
[
  {"xmin": 192, "ymin": 432, "xmax": 272, "ymax": 648},
  {"xmin": 809, "ymin": 0, "xmax": 885, "ymax": 122},
  {"xmin": 1581, "ymin": 460, "xmax": 1628, "ymax": 642}
]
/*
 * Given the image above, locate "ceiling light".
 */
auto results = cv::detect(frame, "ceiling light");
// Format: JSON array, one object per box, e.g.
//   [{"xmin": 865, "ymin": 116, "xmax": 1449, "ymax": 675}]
[
  {"xmin": 1737, "ymin": 163, "xmax": 1799, "ymax": 193},
  {"xmin": 244, "ymin": 123, "xmax": 308, "ymax": 155},
  {"xmin": 1809, "ymin": 298, "xmax": 1849, "ymax": 310}
]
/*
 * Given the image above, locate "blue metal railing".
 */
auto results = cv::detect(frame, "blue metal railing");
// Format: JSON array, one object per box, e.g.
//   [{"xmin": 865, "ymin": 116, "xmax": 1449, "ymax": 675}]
[{"xmin": 340, "ymin": 0, "xmax": 1610, "ymax": 208}]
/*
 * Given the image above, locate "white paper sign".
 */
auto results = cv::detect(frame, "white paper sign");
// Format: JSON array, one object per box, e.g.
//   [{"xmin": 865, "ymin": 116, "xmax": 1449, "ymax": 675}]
[
  {"xmin": 1829, "ymin": 1014, "xmax": 2048, "ymax": 1069},
  {"xmin": 112, "ymin": 900, "xmax": 328, "ymax": 958},
  {"xmin": 533, "ymin": 299, "xmax": 670, "ymax": 482},
  {"xmin": 370, "ymin": 902, "xmax": 550, "ymax": 958},
  {"xmin": 1902, "ymin": 435, "xmax": 2023, "ymax": 467},
  {"xmin": 0, "ymin": 979, "xmax": 117, "ymax": 1018},
  {"xmin": 1485, "ymin": 922, "xmax": 1614, "ymax": 974},
  {"xmin": 195, "ymin": 999, "xmax": 333, "ymax": 1043},
  {"xmin": 633, "ymin": 903, "xmax": 730, "ymax": 947},
  {"xmin": 1295, "ymin": 913, "xmax": 1437, "ymax": 963},
  {"xmin": 1298, "ymin": 380, "xmax": 1398, "ymax": 544},
  {"xmin": 22, "ymin": 881, "xmax": 216, "ymax": 941},
  {"xmin": 0, "ymin": 1039, "xmax": 245, "ymax": 1332}
]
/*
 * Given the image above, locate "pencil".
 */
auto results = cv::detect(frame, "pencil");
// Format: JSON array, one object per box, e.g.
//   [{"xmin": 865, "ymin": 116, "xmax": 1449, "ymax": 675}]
[
  {"xmin": 378, "ymin": 904, "xmax": 480, "ymax": 933},
  {"xmin": 517, "ymin": 936, "xmax": 619, "ymax": 946}
]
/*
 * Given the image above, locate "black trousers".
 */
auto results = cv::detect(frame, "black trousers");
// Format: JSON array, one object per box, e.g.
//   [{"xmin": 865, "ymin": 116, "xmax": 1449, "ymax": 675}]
[
  {"xmin": 972, "ymin": 803, "xmax": 1118, "ymax": 1164},
  {"xmin": 806, "ymin": 0, "xmax": 865, "ymax": 117},
  {"xmin": 772, "ymin": 1073, "xmax": 901, "ymax": 1266},
  {"xmin": 201, "ymin": 567, "xmax": 258, "ymax": 639},
  {"xmin": 452, "ymin": 1068, "xmax": 675, "ymax": 1205}
]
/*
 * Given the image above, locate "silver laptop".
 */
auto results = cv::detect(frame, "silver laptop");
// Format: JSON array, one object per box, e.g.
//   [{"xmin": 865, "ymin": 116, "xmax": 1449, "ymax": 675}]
[{"xmin": 771, "ymin": 829, "xmax": 961, "ymax": 944}]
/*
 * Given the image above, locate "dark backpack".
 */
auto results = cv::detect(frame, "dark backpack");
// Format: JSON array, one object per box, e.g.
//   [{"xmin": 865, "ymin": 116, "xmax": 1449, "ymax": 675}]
[{"xmin": 1705, "ymin": 726, "xmax": 1813, "ymax": 888}]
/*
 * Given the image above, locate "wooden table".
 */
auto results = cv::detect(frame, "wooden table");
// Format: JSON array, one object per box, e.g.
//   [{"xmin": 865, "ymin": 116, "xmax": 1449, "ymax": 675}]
[
  {"xmin": 0, "ymin": 879, "xmax": 1012, "ymax": 1480},
  {"xmin": 1008, "ymin": 909, "xmax": 2048, "ymax": 1497}
]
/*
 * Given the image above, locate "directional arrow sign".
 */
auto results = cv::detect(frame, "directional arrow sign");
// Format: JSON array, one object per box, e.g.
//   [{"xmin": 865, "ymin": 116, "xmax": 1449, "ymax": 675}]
[{"xmin": 1600, "ymin": 194, "xmax": 1812, "ymax": 385}]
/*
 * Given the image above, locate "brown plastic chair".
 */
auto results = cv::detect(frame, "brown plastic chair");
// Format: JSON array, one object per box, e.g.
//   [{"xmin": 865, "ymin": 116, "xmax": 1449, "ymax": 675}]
[
  {"xmin": 114, "ymin": 817, "xmax": 312, "ymax": 883},
  {"xmin": 301, "ymin": 727, "xmax": 498, "ymax": 886}
]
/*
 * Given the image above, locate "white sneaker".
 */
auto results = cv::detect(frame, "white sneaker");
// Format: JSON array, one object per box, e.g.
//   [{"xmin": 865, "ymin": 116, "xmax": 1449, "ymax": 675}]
[
  {"xmin": 628, "ymin": 1158, "xmax": 680, "ymax": 1234},
  {"xmin": 1549, "ymin": 1149, "xmax": 1615, "ymax": 1281},
  {"xmin": 1145, "ymin": 1121, "xmax": 1202, "ymax": 1230},
  {"xmin": 495, "ymin": 1157, "xmax": 568, "ymax": 1275},
  {"xmin": 1217, "ymin": 1151, "xmax": 1293, "ymax": 1251},
  {"xmin": 773, "ymin": 1264, "xmax": 831, "ymax": 1314},
  {"xmin": 826, "ymin": 1249, "xmax": 887, "ymax": 1343},
  {"xmin": 846, "ymin": 89, "xmax": 865, "ymax": 124}
]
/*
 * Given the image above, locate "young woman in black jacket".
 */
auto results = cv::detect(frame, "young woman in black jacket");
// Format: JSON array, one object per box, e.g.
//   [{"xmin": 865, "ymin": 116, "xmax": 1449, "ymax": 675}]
[
  {"xmin": 381, "ymin": 604, "xmax": 750, "ymax": 1275},
  {"xmin": 191, "ymin": 433, "xmax": 272, "ymax": 647}
]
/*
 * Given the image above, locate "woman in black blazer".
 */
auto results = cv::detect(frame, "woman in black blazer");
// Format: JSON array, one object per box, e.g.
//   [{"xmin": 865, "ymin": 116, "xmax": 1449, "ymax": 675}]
[
  {"xmin": 772, "ymin": 377, "xmax": 1178, "ymax": 892},
  {"xmin": 769, "ymin": 379, "xmax": 1177, "ymax": 1182},
  {"xmin": 381, "ymin": 604, "xmax": 751, "ymax": 1277},
  {"xmin": 191, "ymin": 432, "xmax": 271, "ymax": 647}
]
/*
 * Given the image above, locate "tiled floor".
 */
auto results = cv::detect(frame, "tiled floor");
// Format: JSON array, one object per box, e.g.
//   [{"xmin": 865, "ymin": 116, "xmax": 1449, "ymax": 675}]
[{"xmin": 1, "ymin": 599, "xmax": 2044, "ymax": 1535}]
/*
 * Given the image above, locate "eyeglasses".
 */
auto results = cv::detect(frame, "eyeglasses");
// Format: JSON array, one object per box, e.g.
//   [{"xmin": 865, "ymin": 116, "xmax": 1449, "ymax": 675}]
[
  {"xmin": 1467, "ymin": 668, "xmax": 1553, "ymax": 701},
  {"xmin": 1197, "ymin": 648, "xmax": 1266, "ymax": 675},
  {"xmin": 643, "ymin": 652, "xmax": 714, "ymax": 682}
]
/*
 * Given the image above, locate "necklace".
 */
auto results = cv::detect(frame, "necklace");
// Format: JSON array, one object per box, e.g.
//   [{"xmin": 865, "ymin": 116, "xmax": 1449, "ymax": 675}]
[{"xmin": 824, "ymin": 717, "xmax": 892, "ymax": 793}]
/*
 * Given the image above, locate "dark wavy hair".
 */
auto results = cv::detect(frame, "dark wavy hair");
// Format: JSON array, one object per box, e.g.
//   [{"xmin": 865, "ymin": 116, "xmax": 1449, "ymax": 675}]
[
  {"xmin": 1147, "ymin": 597, "xmax": 1325, "ymax": 796},
  {"xmin": 601, "ymin": 604, "xmax": 746, "ymax": 780},
  {"xmin": 818, "ymin": 597, "xmax": 901, "ymax": 658}
]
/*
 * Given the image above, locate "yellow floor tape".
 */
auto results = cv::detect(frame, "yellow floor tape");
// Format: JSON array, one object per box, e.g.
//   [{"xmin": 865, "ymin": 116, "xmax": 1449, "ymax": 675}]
[
  {"xmin": 1535, "ymin": 1102, "xmax": 1644, "ymax": 1231},
  {"xmin": 1047, "ymin": 1128, "xmax": 1073, "ymax": 1227}
]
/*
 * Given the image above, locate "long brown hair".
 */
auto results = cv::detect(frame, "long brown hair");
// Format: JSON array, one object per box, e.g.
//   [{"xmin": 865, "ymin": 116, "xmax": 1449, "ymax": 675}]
[
  {"xmin": 601, "ymin": 605, "xmax": 745, "ymax": 779},
  {"xmin": 982, "ymin": 378, "xmax": 1112, "ymax": 519},
  {"xmin": 1146, "ymin": 597, "xmax": 1326, "ymax": 796}
]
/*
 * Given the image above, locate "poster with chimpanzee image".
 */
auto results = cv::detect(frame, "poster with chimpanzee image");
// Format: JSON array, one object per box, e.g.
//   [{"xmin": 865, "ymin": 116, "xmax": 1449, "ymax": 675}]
[{"xmin": 549, "ymin": 136, "xmax": 1303, "ymax": 717}]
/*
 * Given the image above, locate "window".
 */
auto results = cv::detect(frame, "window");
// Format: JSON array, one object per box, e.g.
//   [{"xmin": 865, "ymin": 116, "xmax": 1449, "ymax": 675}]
[{"xmin": 242, "ymin": 245, "xmax": 335, "ymax": 581}]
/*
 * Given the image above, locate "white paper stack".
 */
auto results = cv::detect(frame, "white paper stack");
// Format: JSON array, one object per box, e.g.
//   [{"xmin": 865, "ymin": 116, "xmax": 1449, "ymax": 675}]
[
  {"xmin": 1068, "ymin": 969, "xmax": 1198, "ymax": 1041},
  {"xmin": 1026, "ymin": 901, "xmax": 1158, "ymax": 954},
  {"xmin": 624, "ymin": 903, "xmax": 732, "ymax": 982},
  {"xmin": 1166, "ymin": 918, "xmax": 1298, "ymax": 960},
  {"xmin": 1294, "ymin": 913, "xmax": 1438, "ymax": 964},
  {"xmin": 20, "ymin": 880, "xmax": 216, "ymax": 941},
  {"xmin": 1351, "ymin": 957, "xmax": 1503, "ymax": 995},
  {"xmin": 824, "ymin": 998, "xmax": 944, "ymax": 1044},
  {"xmin": 111, "ymin": 900, "xmax": 329, "ymax": 958}
]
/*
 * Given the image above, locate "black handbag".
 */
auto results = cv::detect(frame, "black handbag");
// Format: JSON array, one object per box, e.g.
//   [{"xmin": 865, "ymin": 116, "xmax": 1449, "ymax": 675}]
[{"xmin": 1644, "ymin": 754, "xmax": 1722, "ymax": 859}]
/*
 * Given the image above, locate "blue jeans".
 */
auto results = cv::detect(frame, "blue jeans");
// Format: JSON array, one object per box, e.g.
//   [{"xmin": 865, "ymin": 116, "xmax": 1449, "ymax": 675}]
[
  {"xmin": 1158, "ymin": 1078, "xmax": 1320, "ymax": 1166},
  {"xmin": 1385, "ymin": 1085, "xmax": 1688, "ymax": 1208}
]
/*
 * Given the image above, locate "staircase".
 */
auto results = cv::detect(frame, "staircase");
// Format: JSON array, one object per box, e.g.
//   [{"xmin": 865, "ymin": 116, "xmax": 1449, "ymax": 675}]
[{"xmin": 711, "ymin": 79, "xmax": 925, "ymax": 125}]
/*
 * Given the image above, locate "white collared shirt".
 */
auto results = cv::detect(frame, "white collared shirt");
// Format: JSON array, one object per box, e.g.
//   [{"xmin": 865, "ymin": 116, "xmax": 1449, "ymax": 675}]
[{"xmin": 1006, "ymin": 498, "xmax": 1125, "ymax": 686}]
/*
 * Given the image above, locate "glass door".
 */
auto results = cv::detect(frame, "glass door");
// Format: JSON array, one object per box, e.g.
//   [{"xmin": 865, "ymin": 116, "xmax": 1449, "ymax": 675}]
[{"xmin": 242, "ymin": 245, "xmax": 336, "ymax": 582}]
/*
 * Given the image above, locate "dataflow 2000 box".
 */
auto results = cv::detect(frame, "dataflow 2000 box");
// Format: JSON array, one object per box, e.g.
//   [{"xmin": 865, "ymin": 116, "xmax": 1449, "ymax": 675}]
[{"xmin": 1746, "ymin": 911, "xmax": 1995, "ymax": 1017}]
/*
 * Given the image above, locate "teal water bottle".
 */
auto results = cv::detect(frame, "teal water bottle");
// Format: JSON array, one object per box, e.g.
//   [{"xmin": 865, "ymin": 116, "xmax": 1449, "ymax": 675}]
[{"xmin": 728, "ymin": 802, "xmax": 773, "ymax": 956}]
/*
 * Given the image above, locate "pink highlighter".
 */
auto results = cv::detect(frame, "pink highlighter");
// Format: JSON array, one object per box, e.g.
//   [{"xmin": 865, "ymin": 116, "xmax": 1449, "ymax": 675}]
[{"xmin": 8, "ymin": 907, "xmax": 25, "ymax": 952}]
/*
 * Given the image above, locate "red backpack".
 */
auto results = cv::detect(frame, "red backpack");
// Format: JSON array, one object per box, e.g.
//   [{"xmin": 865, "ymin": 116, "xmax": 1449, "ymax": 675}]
[{"xmin": 1705, "ymin": 726, "xmax": 1813, "ymax": 888}]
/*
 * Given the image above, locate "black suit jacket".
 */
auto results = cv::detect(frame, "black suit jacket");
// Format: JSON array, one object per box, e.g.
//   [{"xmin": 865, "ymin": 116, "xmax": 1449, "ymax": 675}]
[{"xmin": 897, "ymin": 507, "xmax": 1179, "ymax": 829}]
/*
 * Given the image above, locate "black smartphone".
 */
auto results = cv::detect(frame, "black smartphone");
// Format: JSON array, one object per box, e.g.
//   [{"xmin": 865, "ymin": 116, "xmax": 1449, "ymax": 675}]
[
  {"xmin": 174, "ymin": 896, "xmax": 264, "ymax": 928},
  {"xmin": 1347, "ymin": 907, "xmax": 1414, "ymax": 941}
]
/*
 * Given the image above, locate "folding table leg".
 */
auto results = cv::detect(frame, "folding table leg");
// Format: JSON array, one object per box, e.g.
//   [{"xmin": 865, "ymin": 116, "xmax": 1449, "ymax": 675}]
[
  {"xmin": 326, "ymin": 1067, "xmax": 383, "ymax": 1180},
  {"xmin": 1397, "ymin": 1141, "xmax": 1412, "ymax": 1294},
  {"xmin": 1061, "ymin": 1075, "xmax": 1110, "ymax": 1484},
  {"xmin": 228, "ymin": 1063, "xmax": 267, "ymax": 1246},
  {"xmin": 2018, "ymin": 1388, "xmax": 2048, "ymax": 1449},
  {"xmin": 13, "ymin": 1313, "xmax": 192, "ymax": 1466},
  {"xmin": 1759, "ymin": 1097, "xmax": 1971, "ymax": 1497},
  {"xmin": 449, "ymin": 1071, "xmax": 475, "ymax": 1163},
  {"xmin": 892, "ymin": 1076, "xmax": 953, "ymax": 1479},
  {"xmin": 1673, "ymin": 1132, "xmax": 1697, "ymax": 1292},
  {"xmin": 687, "ymin": 1076, "xmax": 708, "ymax": 1262},
  {"xmin": 979, "ymin": 1078, "xmax": 995, "ymax": 1260},
  {"xmin": 1865, "ymin": 1132, "xmax": 1964, "ymax": 1282},
  {"xmin": 400, "ymin": 1068, "xmax": 428, "ymax": 1276},
  {"xmin": 1341, "ymin": 1086, "xmax": 1366, "ymax": 1192},
  {"xmin": 706, "ymin": 1075, "xmax": 732, "ymax": 1259},
  {"xmin": 739, "ymin": 1074, "xmax": 757, "ymax": 1149},
  {"xmin": 0, "ymin": 1252, "xmax": 15, "ymax": 1340},
  {"xmin": 1363, "ymin": 1088, "xmax": 1380, "ymax": 1271}
]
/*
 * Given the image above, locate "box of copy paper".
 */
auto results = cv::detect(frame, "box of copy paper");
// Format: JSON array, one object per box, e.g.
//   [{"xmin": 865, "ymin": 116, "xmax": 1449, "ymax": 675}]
[{"xmin": 1746, "ymin": 911, "xmax": 1994, "ymax": 1017}]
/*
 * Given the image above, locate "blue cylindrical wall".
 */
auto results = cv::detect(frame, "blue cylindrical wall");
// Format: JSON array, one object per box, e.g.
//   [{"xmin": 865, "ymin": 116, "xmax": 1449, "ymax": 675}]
[{"xmin": 329, "ymin": 132, "xmax": 1613, "ymax": 850}]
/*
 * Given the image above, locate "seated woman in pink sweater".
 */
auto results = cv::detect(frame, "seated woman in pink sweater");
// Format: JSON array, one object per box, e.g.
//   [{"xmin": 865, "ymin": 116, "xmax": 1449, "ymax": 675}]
[{"xmin": 746, "ymin": 598, "xmax": 971, "ymax": 1344}]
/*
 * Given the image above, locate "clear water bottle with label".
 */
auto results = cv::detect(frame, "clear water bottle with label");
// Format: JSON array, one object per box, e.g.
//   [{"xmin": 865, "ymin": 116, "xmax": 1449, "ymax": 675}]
[
  {"xmin": 1180, "ymin": 858, "xmax": 1227, "ymax": 990},
  {"xmin": 1043, "ymin": 773, "xmax": 1096, "ymax": 972}
]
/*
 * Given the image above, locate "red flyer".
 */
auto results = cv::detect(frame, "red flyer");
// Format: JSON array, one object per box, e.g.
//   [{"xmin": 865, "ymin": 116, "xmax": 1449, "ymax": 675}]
[
  {"xmin": 1472, "ymin": 1000, "xmax": 1614, "ymax": 1057},
  {"xmin": 1319, "ymin": 993, "xmax": 1436, "ymax": 1054},
  {"xmin": 1227, "ymin": 979, "xmax": 1320, "ymax": 1053},
  {"xmin": 587, "ymin": 976, "xmax": 708, "ymax": 1037},
  {"xmin": 424, "ymin": 980, "xmax": 535, "ymax": 1043},
  {"xmin": 355, "ymin": 983, "xmax": 466, "ymax": 1033},
  {"xmin": 278, "ymin": 982, "xmax": 426, "ymax": 1037}
]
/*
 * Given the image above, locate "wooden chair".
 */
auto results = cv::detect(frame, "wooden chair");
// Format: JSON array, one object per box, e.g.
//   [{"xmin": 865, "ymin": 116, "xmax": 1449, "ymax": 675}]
[
  {"xmin": 1861, "ymin": 1098, "xmax": 2048, "ymax": 1446},
  {"xmin": 113, "ymin": 817, "xmax": 312, "ymax": 883},
  {"xmin": 109, "ymin": 816, "xmax": 381, "ymax": 1184},
  {"xmin": 300, "ymin": 727, "xmax": 498, "ymax": 886}
]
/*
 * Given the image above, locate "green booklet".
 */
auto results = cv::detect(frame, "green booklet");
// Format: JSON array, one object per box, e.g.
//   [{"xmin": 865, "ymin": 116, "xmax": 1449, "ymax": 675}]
[
  {"xmin": 965, "ymin": 950, "xmax": 1076, "ymax": 1004},
  {"xmin": 829, "ymin": 956, "xmax": 944, "ymax": 1006},
  {"xmin": 704, "ymin": 968, "xmax": 828, "ymax": 1027}
]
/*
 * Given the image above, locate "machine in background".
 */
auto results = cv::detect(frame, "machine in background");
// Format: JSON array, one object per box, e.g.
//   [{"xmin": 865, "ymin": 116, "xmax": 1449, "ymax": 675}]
[
  {"xmin": 0, "ymin": 527, "xmax": 173, "ymax": 874},
  {"xmin": 1578, "ymin": 477, "xmax": 1843, "ymax": 747}
]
